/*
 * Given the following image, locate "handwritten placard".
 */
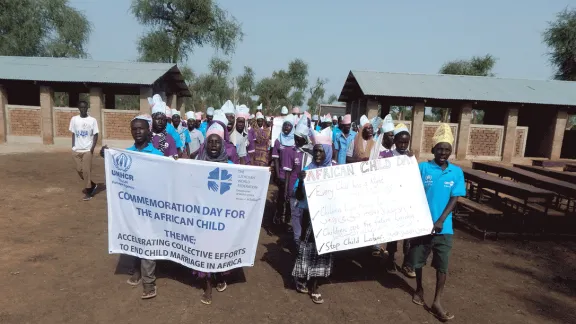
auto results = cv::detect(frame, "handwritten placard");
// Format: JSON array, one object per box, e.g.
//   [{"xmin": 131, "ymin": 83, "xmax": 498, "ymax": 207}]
[{"xmin": 304, "ymin": 155, "xmax": 433, "ymax": 255}]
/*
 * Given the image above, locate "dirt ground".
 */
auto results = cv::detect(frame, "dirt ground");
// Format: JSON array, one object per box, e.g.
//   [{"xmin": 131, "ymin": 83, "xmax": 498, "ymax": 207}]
[{"xmin": 0, "ymin": 152, "xmax": 575, "ymax": 324}]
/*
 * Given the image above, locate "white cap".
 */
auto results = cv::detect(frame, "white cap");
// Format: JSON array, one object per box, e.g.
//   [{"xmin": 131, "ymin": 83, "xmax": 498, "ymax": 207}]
[
  {"xmin": 265, "ymin": 117, "xmax": 271, "ymax": 122},
  {"xmin": 185, "ymin": 111, "xmax": 195, "ymax": 120},
  {"xmin": 206, "ymin": 107, "xmax": 215, "ymax": 116},
  {"xmin": 212, "ymin": 109, "xmax": 228, "ymax": 125},
  {"xmin": 256, "ymin": 112, "xmax": 264, "ymax": 119},
  {"xmin": 281, "ymin": 106, "xmax": 288, "ymax": 114},
  {"xmin": 257, "ymin": 103, "xmax": 263, "ymax": 111},
  {"xmin": 332, "ymin": 115, "xmax": 338, "ymax": 121},
  {"xmin": 382, "ymin": 114, "xmax": 394, "ymax": 133},
  {"xmin": 222, "ymin": 100, "xmax": 235, "ymax": 114},
  {"xmin": 312, "ymin": 115, "xmax": 319, "ymax": 121},
  {"xmin": 171, "ymin": 109, "xmax": 180, "ymax": 116},
  {"xmin": 250, "ymin": 114, "xmax": 255, "ymax": 119}
]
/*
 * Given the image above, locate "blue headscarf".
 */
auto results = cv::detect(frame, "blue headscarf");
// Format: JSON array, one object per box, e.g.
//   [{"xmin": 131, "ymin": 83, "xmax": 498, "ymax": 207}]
[
  {"xmin": 279, "ymin": 120, "xmax": 295, "ymax": 147},
  {"xmin": 308, "ymin": 144, "xmax": 333, "ymax": 169}
]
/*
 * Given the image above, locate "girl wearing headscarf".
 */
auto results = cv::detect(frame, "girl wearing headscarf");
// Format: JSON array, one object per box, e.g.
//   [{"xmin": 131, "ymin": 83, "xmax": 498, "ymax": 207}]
[
  {"xmin": 248, "ymin": 112, "xmax": 271, "ymax": 167},
  {"xmin": 292, "ymin": 127, "xmax": 336, "ymax": 304},
  {"xmin": 285, "ymin": 116, "xmax": 314, "ymax": 242},
  {"xmin": 346, "ymin": 115, "xmax": 375, "ymax": 163},
  {"xmin": 197, "ymin": 109, "xmax": 240, "ymax": 164},
  {"xmin": 172, "ymin": 110, "xmax": 191, "ymax": 157},
  {"xmin": 272, "ymin": 114, "xmax": 296, "ymax": 225},
  {"xmin": 194, "ymin": 122, "xmax": 233, "ymax": 305}
]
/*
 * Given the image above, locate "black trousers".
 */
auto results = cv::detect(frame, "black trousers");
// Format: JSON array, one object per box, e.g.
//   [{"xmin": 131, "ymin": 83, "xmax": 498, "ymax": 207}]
[{"xmin": 386, "ymin": 239, "xmax": 410, "ymax": 256}]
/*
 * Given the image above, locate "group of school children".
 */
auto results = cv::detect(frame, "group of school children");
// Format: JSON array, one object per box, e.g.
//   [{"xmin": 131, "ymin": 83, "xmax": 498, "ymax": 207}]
[{"xmin": 70, "ymin": 94, "xmax": 464, "ymax": 321}]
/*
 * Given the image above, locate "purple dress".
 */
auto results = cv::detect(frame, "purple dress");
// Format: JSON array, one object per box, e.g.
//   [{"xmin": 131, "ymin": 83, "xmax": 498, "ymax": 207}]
[
  {"xmin": 281, "ymin": 147, "xmax": 304, "ymax": 196},
  {"xmin": 152, "ymin": 133, "xmax": 178, "ymax": 157},
  {"xmin": 272, "ymin": 139, "xmax": 293, "ymax": 180}
]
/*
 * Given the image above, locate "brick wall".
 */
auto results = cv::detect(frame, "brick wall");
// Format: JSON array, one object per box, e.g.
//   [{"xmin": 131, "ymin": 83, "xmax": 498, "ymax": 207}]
[
  {"xmin": 54, "ymin": 108, "xmax": 77, "ymax": 137},
  {"xmin": 7, "ymin": 106, "xmax": 41, "ymax": 136},
  {"xmin": 420, "ymin": 123, "xmax": 458, "ymax": 153},
  {"xmin": 467, "ymin": 125, "xmax": 503, "ymax": 157},
  {"xmin": 514, "ymin": 127, "xmax": 528, "ymax": 157},
  {"xmin": 103, "ymin": 110, "xmax": 139, "ymax": 140}
]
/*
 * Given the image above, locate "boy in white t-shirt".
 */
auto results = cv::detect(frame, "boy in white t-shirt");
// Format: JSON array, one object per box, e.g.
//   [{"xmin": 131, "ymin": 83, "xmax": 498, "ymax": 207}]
[{"xmin": 69, "ymin": 101, "xmax": 99, "ymax": 201}]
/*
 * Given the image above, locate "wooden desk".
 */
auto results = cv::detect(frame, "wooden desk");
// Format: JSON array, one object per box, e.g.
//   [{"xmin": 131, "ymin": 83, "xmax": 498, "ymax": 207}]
[
  {"xmin": 514, "ymin": 164, "xmax": 576, "ymax": 183},
  {"xmin": 462, "ymin": 166, "xmax": 554, "ymax": 204},
  {"xmin": 532, "ymin": 160, "xmax": 569, "ymax": 168},
  {"xmin": 473, "ymin": 162, "xmax": 576, "ymax": 199}
]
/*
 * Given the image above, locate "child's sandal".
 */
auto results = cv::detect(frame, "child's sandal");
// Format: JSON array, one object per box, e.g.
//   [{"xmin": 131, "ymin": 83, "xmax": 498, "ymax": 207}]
[{"xmin": 311, "ymin": 293, "xmax": 324, "ymax": 304}]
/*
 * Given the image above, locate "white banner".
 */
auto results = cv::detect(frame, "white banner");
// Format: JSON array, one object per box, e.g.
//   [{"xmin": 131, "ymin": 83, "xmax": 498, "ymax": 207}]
[
  {"xmin": 304, "ymin": 155, "xmax": 433, "ymax": 255},
  {"xmin": 105, "ymin": 148, "xmax": 270, "ymax": 272},
  {"xmin": 269, "ymin": 117, "xmax": 284, "ymax": 148}
]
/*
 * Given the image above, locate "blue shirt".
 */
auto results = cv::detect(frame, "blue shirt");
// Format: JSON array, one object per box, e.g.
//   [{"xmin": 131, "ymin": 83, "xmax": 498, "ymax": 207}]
[
  {"xmin": 419, "ymin": 161, "xmax": 466, "ymax": 234},
  {"xmin": 126, "ymin": 142, "xmax": 164, "ymax": 156},
  {"xmin": 199, "ymin": 121, "xmax": 208, "ymax": 137},
  {"xmin": 166, "ymin": 123, "xmax": 183, "ymax": 149},
  {"xmin": 333, "ymin": 130, "xmax": 356, "ymax": 165}
]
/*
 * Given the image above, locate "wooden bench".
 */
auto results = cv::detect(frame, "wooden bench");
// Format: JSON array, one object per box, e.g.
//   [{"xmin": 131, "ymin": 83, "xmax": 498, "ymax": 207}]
[
  {"xmin": 455, "ymin": 197, "xmax": 503, "ymax": 240},
  {"xmin": 564, "ymin": 163, "xmax": 576, "ymax": 172},
  {"xmin": 479, "ymin": 188, "xmax": 565, "ymax": 217}
]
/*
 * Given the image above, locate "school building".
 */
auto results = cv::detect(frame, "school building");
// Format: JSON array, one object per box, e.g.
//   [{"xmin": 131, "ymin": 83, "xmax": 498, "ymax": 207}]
[
  {"xmin": 0, "ymin": 56, "xmax": 190, "ymax": 146},
  {"xmin": 339, "ymin": 70, "xmax": 576, "ymax": 161}
]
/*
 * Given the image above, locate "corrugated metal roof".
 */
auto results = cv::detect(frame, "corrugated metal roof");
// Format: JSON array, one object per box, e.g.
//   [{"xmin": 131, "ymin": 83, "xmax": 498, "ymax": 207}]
[
  {"xmin": 342, "ymin": 70, "xmax": 576, "ymax": 106},
  {"xmin": 0, "ymin": 56, "xmax": 176, "ymax": 85}
]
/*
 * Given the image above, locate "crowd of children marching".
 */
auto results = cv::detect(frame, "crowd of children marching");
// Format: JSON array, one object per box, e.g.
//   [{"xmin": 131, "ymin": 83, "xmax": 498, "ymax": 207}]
[{"xmin": 71, "ymin": 94, "xmax": 464, "ymax": 321}]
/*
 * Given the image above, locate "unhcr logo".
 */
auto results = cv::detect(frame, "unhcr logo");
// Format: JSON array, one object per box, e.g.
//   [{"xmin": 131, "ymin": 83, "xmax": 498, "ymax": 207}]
[{"xmin": 113, "ymin": 153, "xmax": 132, "ymax": 172}]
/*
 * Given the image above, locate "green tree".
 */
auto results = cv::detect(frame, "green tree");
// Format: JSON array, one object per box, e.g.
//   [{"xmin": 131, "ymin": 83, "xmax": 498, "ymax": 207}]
[
  {"xmin": 439, "ymin": 54, "xmax": 497, "ymax": 77},
  {"xmin": 543, "ymin": 8, "xmax": 576, "ymax": 81},
  {"xmin": 254, "ymin": 59, "xmax": 309, "ymax": 113},
  {"xmin": 0, "ymin": 0, "xmax": 91, "ymax": 58},
  {"xmin": 307, "ymin": 78, "xmax": 328, "ymax": 115},
  {"xmin": 189, "ymin": 57, "xmax": 232, "ymax": 109},
  {"xmin": 236, "ymin": 66, "xmax": 255, "ymax": 108},
  {"xmin": 391, "ymin": 106, "xmax": 412, "ymax": 121},
  {"xmin": 131, "ymin": 0, "xmax": 243, "ymax": 63},
  {"xmin": 437, "ymin": 54, "xmax": 497, "ymax": 123}
]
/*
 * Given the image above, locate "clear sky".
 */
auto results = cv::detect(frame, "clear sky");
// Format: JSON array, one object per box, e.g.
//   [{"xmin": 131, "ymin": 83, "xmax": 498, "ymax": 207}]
[{"xmin": 70, "ymin": 0, "xmax": 573, "ymax": 100}]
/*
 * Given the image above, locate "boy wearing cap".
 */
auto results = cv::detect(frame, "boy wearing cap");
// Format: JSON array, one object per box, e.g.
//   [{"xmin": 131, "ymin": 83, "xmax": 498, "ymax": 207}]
[
  {"xmin": 185, "ymin": 112, "xmax": 205, "ymax": 158},
  {"xmin": 333, "ymin": 114, "xmax": 356, "ymax": 165},
  {"xmin": 407, "ymin": 124, "xmax": 465, "ymax": 322},
  {"xmin": 200, "ymin": 107, "xmax": 214, "ymax": 137},
  {"xmin": 172, "ymin": 110, "xmax": 191, "ymax": 157}
]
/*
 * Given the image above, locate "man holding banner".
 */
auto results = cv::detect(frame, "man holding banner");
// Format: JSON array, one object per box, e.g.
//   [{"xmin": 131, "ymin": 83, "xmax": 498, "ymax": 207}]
[
  {"xmin": 101, "ymin": 114, "xmax": 164, "ymax": 299},
  {"xmin": 406, "ymin": 124, "xmax": 464, "ymax": 322}
]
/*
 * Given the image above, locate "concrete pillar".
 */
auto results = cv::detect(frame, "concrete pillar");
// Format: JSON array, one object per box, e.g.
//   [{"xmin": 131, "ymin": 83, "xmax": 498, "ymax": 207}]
[
  {"xmin": 89, "ymin": 87, "xmax": 103, "ymax": 145},
  {"xmin": 140, "ymin": 86, "xmax": 153, "ymax": 114},
  {"xmin": 0, "ymin": 85, "xmax": 7, "ymax": 143},
  {"xmin": 168, "ymin": 93, "xmax": 177, "ymax": 110},
  {"xmin": 40, "ymin": 86, "xmax": 55, "ymax": 145},
  {"xmin": 104, "ymin": 92, "xmax": 115, "ymax": 109},
  {"xmin": 69, "ymin": 92, "xmax": 80, "ymax": 108},
  {"xmin": 501, "ymin": 107, "xmax": 518, "ymax": 163},
  {"xmin": 411, "ymin": 102, "xmax": 425, "ymax": 158},
  {"xmin": 366, "ymin": 99, "xmax": 379, "ymax": 119},
  {"xmin": 548, "ymin": 109, "xmax": 568, "ymax": 159},
  {"xmin": 176, "ymin": 96, "xmax": 186, "ymax": 116},
  {"xmin": 456, "ymin": 103, "xmax": 473, "ymax": 160}
]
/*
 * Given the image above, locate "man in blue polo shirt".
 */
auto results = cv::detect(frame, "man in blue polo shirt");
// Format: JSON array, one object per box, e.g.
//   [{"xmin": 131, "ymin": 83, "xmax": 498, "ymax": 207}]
[
  {"xmin": 100, "ymin": 115, "xmax": 163, "ymax": 300},
  {"xmin": 333, "ymin": 114, "xmax": 356, "ymax": 164},
  {"xmin": 407, "ymin": 123, "xmax": 465, "ymax": 322}
]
